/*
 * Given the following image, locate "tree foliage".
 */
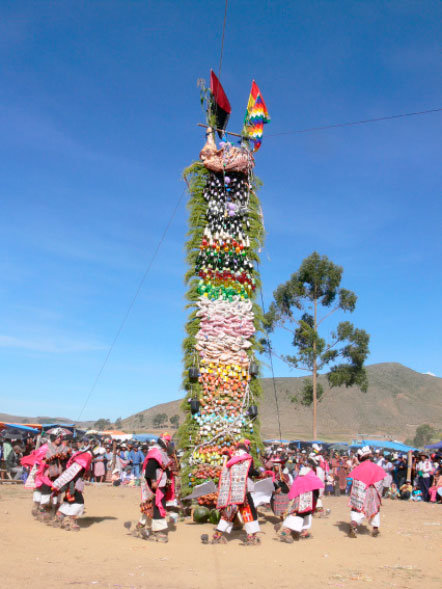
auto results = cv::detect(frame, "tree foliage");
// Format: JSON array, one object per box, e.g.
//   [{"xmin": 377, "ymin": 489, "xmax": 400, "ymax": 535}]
[
  {"xmin": 296, "ymin": 379, "xmax": 324, "ymax": 406},
  {"xmin": 152, "ymin": 413, "xmax": 168, "ymax": 428},
  {"xmin": 264, "ymin": 252, "xmax": 370, "ymax": 408},
  {"xmin": 94, "ymin": 418, "xmax": 111, "ymax": 431},
  {"xmin": 170, "ymin": 414, "xmax": 180, "ymax": 429},
  {"xmin": 413, "ymin": 424, "xmax": 438, "ymax": 447}
]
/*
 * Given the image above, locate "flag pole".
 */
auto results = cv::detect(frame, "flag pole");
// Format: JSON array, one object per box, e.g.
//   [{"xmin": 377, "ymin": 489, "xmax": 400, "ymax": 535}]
[{"xmin": 197, "ymin": 123, "xmax": 246, "ymax": 138}]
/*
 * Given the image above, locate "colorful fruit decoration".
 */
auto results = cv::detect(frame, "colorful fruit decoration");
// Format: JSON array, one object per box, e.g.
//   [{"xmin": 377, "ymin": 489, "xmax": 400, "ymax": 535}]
[{"xmin": 178, "ymin": 76, "xmax": 268, "ymax": 495}]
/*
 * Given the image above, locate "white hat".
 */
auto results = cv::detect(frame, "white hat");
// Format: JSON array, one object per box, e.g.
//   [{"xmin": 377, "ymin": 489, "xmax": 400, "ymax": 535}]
[
  {"xmin": 357, "ymin": 446, "xmax": 371, "ymax": 459},
  {"xmin": 312, "ymin": 443, "xmax": 322, "ymax": 453}
]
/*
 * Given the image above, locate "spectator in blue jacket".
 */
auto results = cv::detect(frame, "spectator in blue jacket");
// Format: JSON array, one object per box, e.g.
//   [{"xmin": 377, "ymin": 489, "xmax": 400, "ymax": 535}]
[{"xmin": 128, "ymin": 445, "xmax": 145, "ymax": 478}]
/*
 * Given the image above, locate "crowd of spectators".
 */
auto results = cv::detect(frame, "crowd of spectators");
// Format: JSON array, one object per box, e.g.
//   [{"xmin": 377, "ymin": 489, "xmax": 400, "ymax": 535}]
[
  {"xmin": 0, "ymin": 435, "xmax": 153, "ymax": 486},
  {"xmin": 85, "ymin": 440, "xmax": 149, "ymax": 484},
  {"xmin": 1, "ymin": 434, "xmax": 441, "ymax": 504},
  {"xmin": 262, "ymin": 445, "xmax": 442, "ymax": 503}
]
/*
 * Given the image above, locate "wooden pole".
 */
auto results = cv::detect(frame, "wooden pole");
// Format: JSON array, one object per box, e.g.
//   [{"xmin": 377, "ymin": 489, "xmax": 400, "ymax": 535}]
[
  {"xmin": 312, "ymin": 298, "xmax": 318, "ymax": 440},
  {"xmin": 111, "ymin": 439, "xmax": 117, "ymax": 473},
  {"xmin": 406, "ymin": 450, "xmax": 412, "ymax": 482},
  {"xmin": 197, "ymin": 123, "xmax": 246, "ymax": 138}
]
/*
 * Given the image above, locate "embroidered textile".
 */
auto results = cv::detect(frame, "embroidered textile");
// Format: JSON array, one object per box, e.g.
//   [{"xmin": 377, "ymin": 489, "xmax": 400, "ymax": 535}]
[
  {"xmin": 140, "ymin": 478, "xmax": 155, "ymax": 504},
  {"xmin": 292, "ymin": 491, "xmax": 314, "ymax": 514},
  {"xmin": 25, "ymin": 463, "xmax": 38, "ymax": 489},
  {"xmin": 271, "ymin": 493, "xmax": 291, "ymax": 516},
  {"xmin": 52, "ymin": 462, "xmax": 83, "ymax": 491},
  {"xmin": 240, "ymin": 503, "xmax": 254, "ymax": 523},
  {"xmin": 217, "ymin": 458, "xmax": 251, "ymax": 509},
  {"xmin": 350, "ymin": 479, "xmax": 366, "ymax": 512},
  {"xmin": 364, "ymin": 483, "xmax": 382, "ymax": 518}
]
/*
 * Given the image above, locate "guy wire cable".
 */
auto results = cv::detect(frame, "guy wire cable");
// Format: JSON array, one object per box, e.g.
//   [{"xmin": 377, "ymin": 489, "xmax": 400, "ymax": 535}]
[
  {"xmin": 77, "ymin": 186, "xmax": 187, "ymax": 421},
  {"xmin": 266, "ymin": 107, "xmax": 441, "ymax": 137},
  {"xmin": 218, "ymin": 0, "xmax": 228, "ymax": 80}
]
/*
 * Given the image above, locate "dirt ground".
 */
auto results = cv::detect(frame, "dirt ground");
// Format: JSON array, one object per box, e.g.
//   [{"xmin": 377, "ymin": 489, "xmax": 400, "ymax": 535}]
[{"xmin": 0, "ymin": 484, "xmax": 440, "ymax": 589}]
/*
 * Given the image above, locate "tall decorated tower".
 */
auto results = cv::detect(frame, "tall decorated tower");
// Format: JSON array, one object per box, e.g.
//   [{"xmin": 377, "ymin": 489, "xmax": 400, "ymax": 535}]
[{"xmin": 179, "ymin": 73, "xmax": 270, "ymax": 494}]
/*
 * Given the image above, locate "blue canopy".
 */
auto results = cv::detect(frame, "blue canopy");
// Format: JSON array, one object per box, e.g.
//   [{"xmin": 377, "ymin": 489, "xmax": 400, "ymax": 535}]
[
  {"xmin": 41, "ymin": 423, "xmax": 76, "ymax": 430},
  {"xmin": 264, "ymin": 439, "xmax": 291, "ymax": 444},
  {"xmin": 425, "ymin": 441, "xmax": 442, "ymax": 450},
  {"xmin": 132, "ymin": 434, "xmax": 159, "ymax": 442},
  {"xmin": 3, "ymin": 423, "xmax": 40, "ymax": 433},
  {"xmin": 351, "ymin": 439, "xmax": 417, "ymax": 452}
]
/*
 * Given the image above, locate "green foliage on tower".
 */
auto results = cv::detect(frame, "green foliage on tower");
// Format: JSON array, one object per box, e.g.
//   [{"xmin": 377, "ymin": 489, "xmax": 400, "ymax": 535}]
[{"xmin": 178, "ymin": 158, "xmax": 265, "ymax": 495}]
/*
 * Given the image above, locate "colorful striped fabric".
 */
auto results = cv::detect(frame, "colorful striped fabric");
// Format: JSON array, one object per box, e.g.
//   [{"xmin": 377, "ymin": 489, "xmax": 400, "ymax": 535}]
[{"xmin": 243, "ymin": 81, "xmax": 270, "ymax": 152}]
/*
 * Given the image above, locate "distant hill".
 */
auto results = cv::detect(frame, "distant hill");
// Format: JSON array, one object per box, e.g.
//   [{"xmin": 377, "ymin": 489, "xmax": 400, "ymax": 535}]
[
  {"xmin": 0, "ymin": 413, "xmax": 73, "ymax": 425},
  {"xmin": 121, "ymin": 363, "xmax": 442, "ymax": 441},
  {"xmin": 2, "ymin": 363, "xmax": 441, "ymax": 441}
]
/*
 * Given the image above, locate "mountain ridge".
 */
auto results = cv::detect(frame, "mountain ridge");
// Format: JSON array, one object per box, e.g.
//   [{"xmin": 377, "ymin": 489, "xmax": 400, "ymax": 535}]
[
  {"xmin": 2, "ymin": 363, "xmax": 441, "ymax": 441},
  {"xmin": 121, "ymin": 362, "xmax": 442, "ymax": 441}
]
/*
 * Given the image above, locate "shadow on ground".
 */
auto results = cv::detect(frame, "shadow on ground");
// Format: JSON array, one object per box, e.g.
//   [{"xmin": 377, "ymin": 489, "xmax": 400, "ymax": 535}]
[
  {"xmin": 80, "ymin": 516, "xmax": 117, "ymax": 528},
  {"xmin": 334, "ymin": 520, "xmax": 371, "ymax": 536}
]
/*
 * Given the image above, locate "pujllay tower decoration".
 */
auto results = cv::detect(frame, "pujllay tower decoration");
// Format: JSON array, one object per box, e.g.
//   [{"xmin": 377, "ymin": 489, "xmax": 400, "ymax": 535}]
[{"xmin": 179, "ymin": 71, "xmax": 270, "ymax": 493}]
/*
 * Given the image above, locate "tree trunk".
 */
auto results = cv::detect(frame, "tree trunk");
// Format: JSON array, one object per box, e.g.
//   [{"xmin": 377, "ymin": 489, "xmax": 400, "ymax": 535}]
[{"xmin": 312, "ymin": 298, "xmax": 318, "ymax": 439}]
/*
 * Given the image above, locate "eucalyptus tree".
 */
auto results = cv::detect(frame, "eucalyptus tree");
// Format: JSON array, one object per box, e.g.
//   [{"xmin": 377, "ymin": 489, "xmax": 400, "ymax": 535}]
[{"xmin": 264, "ymin": 252, "xmax": 370, "ymax": 438}]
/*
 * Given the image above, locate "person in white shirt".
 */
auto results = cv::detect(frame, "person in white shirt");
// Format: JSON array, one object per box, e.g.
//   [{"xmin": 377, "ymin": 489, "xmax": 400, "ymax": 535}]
[{"xmin": 416, "ymin": 453, "xmax": 434, "ymax": 501}]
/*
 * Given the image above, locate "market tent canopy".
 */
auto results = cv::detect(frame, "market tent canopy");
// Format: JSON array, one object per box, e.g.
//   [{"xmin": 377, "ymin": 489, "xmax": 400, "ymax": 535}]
[
  {"xmin": 133, "ymin": 434, "xmax": 159, "ymax": 442},
  {"xmin": 351, "ymin": 439, "xmax": 417, "ymax": 452},
  {"xmin": 102, "ymin": 430, "xmax": 133, "ymax": 441},
  {"xmin": 0, "ymin": 422, "xmax": 40, "ymax": 434},
  {"xmin": 328, "ymin": 443, "xmax": 349, "ymax": 450},
  {"xmin": 264, "ymin": 439, "xmax": 291, "ymax": 444},
  {"xmin": 425, "ymin": 441, "xmax": 442, "ymax": 450},
  {"xmin": 41, "ymin": 423, "xmax": 76, "ymax": 431}
]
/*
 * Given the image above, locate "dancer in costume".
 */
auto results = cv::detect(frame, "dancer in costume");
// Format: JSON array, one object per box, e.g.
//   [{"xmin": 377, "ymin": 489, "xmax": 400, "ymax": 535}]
[
  {"xmin": 309, "ymin": 443, "xmax": 328, "ymax": 514},
  {"xmin": 21, "ymin": 437, "xmax": 50, "ymax": 516},
  {"xmin": 34, "ymin": 431, "xmax": 70, "ymax": 521},
  {"xmin": 136, "ymin": 433, "xmax": 175, "ymax": 542},
  {"xmin": 50, "ymin": 438, "xmax": 94, "ymax": 531},
  {"xmin": 268, "ymin": 451, "xmax": 292, "ymax": 520},
  {"xmin": 348, "ymin": 446, "xmax": 386, "ymax": 538},
  {"xmin": 278, "ymin": 466, "xmax": 324, "ymax": 543},
  {"xmin": 210, "ymin": 439, "xmax": 261, "ymax": 545}
]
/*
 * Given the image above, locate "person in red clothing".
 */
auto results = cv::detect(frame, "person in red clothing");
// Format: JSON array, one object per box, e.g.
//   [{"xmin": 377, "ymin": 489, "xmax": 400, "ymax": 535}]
[
  {"xmin": 50, "ymin": 438, "xmax": 95, "ymax": 531},
  {"xmin": 135, "ymin": 433, "xmax": 175, "ymax": 542},
  {"xmin": 210, "ymin": 439, "xmax": 261, "ymax": 546},
  {"xmin": 348, "ymin": 447, "xmax": 385, "ymax": 538}
]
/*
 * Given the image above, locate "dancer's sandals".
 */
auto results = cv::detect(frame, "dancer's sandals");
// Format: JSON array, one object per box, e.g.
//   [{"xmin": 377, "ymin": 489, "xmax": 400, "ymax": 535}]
[
  {"xmin": 148, "ymin": 532, "xmax": 168, "ymax": 543},
  {"xmin": 49, "ymin": 516, "xmax": 64, "ymax": 528},
  {"xmin": 38, "ymin": 511, "xmax": 51, "ymax": 522},
  {"xmin": 278, "ymin": 531, "xmax": 294, "ymax": 544},
  {"xmin": 70, "ymin": 522, "xmax": 81, "ymax": 532},
  {"xmin": 211, "ymin": 533, "xmax": 227, "ymax": 544},
  {"xmin": 242, "ymin": 534, "xmax": 261, "ymax": 546}
]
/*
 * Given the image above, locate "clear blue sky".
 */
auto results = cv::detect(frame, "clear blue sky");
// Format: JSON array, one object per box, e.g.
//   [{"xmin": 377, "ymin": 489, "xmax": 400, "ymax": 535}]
[{"xmin": 0, "ymin": 1, "xmax": 441, "ymax": 421}]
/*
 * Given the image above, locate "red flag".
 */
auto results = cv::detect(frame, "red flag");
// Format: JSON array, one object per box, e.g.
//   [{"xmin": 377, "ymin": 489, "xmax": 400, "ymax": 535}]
[{"xmin": 209, "ymin": 70, "xmax": 231, "ymax": 137}]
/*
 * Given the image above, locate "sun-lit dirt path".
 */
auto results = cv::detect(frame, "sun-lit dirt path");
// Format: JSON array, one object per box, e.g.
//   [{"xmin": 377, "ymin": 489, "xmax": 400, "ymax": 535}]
[{"xmin": 1, "ymin": 484, "xmax": 440, "ymax": 588}]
